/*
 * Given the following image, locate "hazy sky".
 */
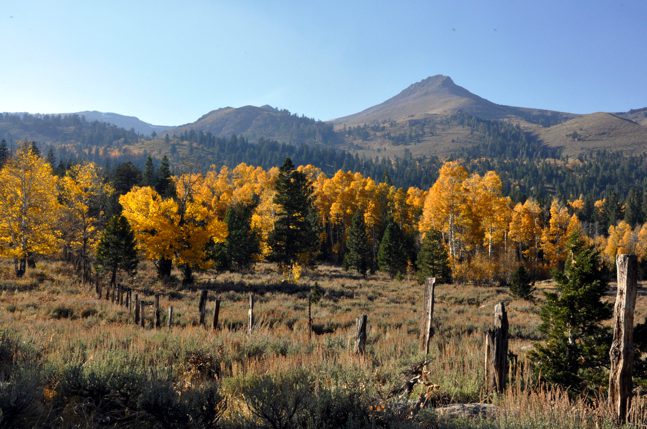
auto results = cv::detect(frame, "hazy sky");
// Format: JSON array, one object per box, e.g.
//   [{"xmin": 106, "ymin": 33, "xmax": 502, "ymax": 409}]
[{"xmin": 2, "ymin": 1, "xmax": 646, "ymax": 125}]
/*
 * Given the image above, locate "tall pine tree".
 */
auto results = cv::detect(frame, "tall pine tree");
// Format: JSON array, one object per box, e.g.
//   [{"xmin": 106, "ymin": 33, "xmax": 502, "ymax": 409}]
[
  {"xmin": 530, "ymin": 232, "xmax": 611, "ymax": 392},
  {"xmin": 377, "ymin": 219, "xmax": 407, "ymax": 278},
  {"xmin": 156, "ymin": 155, "xmax": 173, "ymax": 198},
  {"xmin": 344, "ymin": 211, "xmax": 372, "ymax": 276},
  {"xmin": 416, "ymin": 229, "xmax": 451, "ymax": 284},
  {"xmin": 213, "ymin": 200, "xmax": 260, "ymax": 272},
  {"xmin": 96, "ymin": 215, "xmax": 139, "ymax": 286},
  {"xmin": 268, "ymin": 158, "xmax": 319, "ymax": 270}
]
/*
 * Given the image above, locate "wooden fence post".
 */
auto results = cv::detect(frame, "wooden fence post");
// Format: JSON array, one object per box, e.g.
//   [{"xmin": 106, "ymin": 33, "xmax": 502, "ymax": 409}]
[
  {"xmin": 609, "ymin": 254, "xmax": 638, "ymax": 423},
  {"xmin": 139, "ymin": 300, "xmax": 146, "ymax": 328},
  {"xmin": 199, "ymin": 290, "xmax": 208, "ymax": 326},
  {"xmin": 134, "ymin": 294, "xmax": 140, "ymax": 324},
  {"xmin": 424, "ymin": 277, "xmax": 436, "ymax": 356},
  {"xmin": 154, "ymin": 294, "xmax": 161, "ymax": 329},
  {"xmin": 212, "ymin": 299, "xmax": 220, "ymax": 330},
  {"xmin": 248, "ymin": 293, "xmax": 254, "ymax": 334},
  {"xmin": 355, "ymin": 314, "xmax": 368, "ymax": 355},
  {"xmin": 308, "ymin": 298, "xmax": 313, "ymax": 341},
  {"xmin": 95, "ymin": 276, "xmax": 102, "ymax": 299},
  {"xmin": 167, "ymin": 306, "xmax": 174, "ymax": 328},
  {"xmin": 485, "ymin": 302, "xmax": 509, "ymax": 393}
]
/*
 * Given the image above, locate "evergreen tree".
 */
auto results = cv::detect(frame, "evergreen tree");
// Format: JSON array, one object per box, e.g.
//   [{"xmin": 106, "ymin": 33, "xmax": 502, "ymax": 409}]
[
  {"xmin": 223, "ymin": 200, "xmax": 260, "ymax": 271},
  {"xmin": 344, "ymin": 211, "xmax": 372, "ymax": 276},
  {"xmin": 113, "ymin": 161, "xmax": 142, "ymax": 195},
  {"xmin": 530, "ymin": 232, "xmax": 612, "ymax": 392},
  {"xmin": 0, "ymin": 140, "xmax": 8, "ymax": 168},
  {"xmin": 96, "ymin": 215, "xmax": 139, "ymax": 286},
  {"xmin": 143, "ymin": 155, "xmax": 156, "ymax": 187},
  {"xmin": 377, "ymin": 219, "xmax": 407, "ymax": 278},
  {"xmin": 156, "ymin": 155, "xmax": 173, "ymax": 197},
  {"xmin": 623, "ymin": 188, "xmax": 643, "ymax": 226},
  {"xmin": 45, "ymin": 147, "xmax": 56, "ymax": 167},
  {"xmin": 509, "ymin": 265, "xmax": 534, "ymax": 300},
  {"xmin": 268, "ymin": 158, "xmax": 320, "ymax": 269},
  {"xmin": 416, "ymin": 229, "xmax": 451, "ymax": 284}
]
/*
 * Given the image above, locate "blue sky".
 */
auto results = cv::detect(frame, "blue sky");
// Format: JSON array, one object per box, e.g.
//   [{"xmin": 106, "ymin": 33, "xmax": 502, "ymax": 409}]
[{"xmin": 1, "ymin": 1, "xmax": 646, "ymax": 125}]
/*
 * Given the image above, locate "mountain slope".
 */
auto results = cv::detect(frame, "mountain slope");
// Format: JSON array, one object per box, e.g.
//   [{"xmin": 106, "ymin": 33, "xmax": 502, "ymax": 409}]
[
  {"xmin": 172, "ymin": 105, "xmax": 341, "ymax": 146},
  {"xmin": 333, "ymin": 75, "xmax": 575, "ymax": 127},
  {"xmin": 76, "ymin": 111, "xmax": 171, "ymax": 136}
]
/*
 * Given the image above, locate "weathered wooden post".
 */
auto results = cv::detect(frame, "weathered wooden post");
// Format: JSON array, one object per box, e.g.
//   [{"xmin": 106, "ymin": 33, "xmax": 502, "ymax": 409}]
[
  {"xmin": 95, "ymin": 276, "xmax": 102, "ymax": 299},
  {"xmin": 212, "ymin": 298, "xmax": 221, "ymax": 330},
  {"xmin": 134, "ymin": 293, "xmax": 140, "ymax": 324},
  {"xmin": 154, "ymin": 294, "xmax": 161, "ymax": 329},
  {"xmin": 355, "ymin": 314, "xmax": 368, "ymax": 355},
  {"xmin": 308, "ymin": 298, "xmax": 313, "ymax": 341},
  {"xmin": 248, "ymin": 293, "xmax": 255, "ymax": 334},
  {"xmin": 139, "ymin": 300, "xmax": 146, "ymax": 328},
  {"xmin": 609, "ymin": 254, "xmax": 638, "ymax": 423},
  {"xmin": 198, "ymin": 290, "xmax": 208, "ymax": 327},
  {"xmin": 485, "ymin": 302, "xmax": 509, "ymax": 393},
  {"xmin": 424, "ymin": 277, "xmax": 436, "ymax": 356},
  {"xmin": 167, "ymin": 306, "xmax": 174, "ymax": 328}
]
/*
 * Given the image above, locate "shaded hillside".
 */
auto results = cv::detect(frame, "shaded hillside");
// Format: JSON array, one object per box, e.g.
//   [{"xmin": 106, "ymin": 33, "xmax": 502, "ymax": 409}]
[
  {"xmin": 172, "ymin": 105, "xmax": 341, "ymax": 146},
  {"xmin": 77, "ymin": 111, "xmax": 171, "ymax": 136},
  {"xmin": 0, "ymin": 113, "xmax": 139, "ymax": 147},
  {"xmin": 536, "ymin": 112, "xmax": 647, "ymax": 156}
]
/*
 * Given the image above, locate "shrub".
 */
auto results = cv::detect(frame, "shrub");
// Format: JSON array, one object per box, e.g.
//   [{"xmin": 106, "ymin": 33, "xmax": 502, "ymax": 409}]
[
  {"xmin": 509, "ymin": 266, "xmax": 535, "ymax": 300},
  {"xmin": 50, "ymin": 305, "xmax": 74, "ymax": 319}
]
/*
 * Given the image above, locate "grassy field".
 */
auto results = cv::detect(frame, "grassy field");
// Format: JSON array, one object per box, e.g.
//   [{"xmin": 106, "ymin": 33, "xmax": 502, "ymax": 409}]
[{"xmin": 0, "ymin": 260, "xmax": 645, "ymax": 428}]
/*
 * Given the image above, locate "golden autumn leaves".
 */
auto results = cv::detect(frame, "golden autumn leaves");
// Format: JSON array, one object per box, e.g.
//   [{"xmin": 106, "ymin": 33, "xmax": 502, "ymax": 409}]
[{"xmin": 0, "ymin": 145, "xmax": 642, "ymax": 282}]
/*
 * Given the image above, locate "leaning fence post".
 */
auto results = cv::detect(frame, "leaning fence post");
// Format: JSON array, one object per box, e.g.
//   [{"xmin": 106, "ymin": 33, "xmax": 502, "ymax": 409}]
[
  {"xmin": 424, "ymin": 277, "xmax": 436, "ymax": 356},
  {"xmin": 198, "ymin": 290, "xmax": 208, "ymax": 326},
  {"xmin": 167, "ymin": 306, "xmax": 174, "ymax": 328},
  {"xmin": 355, "ymin": 314, "xmax": 368, "ymax": 355},
  {"xmin": 154, "ymin": 294, "xmax": 161, "ymax": 329},
  {"xmin": 485, "ymin": 302, "xmax": 509, "ymax": 393},
  {"xmin": 212, "ymin": 298, "xmax": 221, "ymax": 330},
  {"xmin": 248, "ymin": 293, "xmax": 255, "ymax": 334},
  {"xmin": 609, "ymin": 254, "xmax": 638, "ymax": 423}
]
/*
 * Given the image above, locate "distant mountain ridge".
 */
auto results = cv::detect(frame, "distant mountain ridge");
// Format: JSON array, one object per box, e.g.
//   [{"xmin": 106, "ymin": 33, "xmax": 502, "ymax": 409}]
[
  {"xmin": 172, "ymin": 105, "xmax": 340, "ymax": 146},
  {"xmin": 2, "ymin": 74, "xmax": 646, "ymax": 158},
  {"xmin": 76, "ymin": 111, "xmax": 171, "ymax": 136}
]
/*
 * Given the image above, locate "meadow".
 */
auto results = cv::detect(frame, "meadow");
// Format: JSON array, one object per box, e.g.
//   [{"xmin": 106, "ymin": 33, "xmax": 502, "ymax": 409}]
[{"xmin": 0, "ymin": 260, "xmax": 645, "ymax": 428}]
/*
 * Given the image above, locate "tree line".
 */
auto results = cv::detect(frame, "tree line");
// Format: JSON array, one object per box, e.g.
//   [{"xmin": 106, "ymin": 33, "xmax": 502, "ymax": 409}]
[{"xmin": 2, "ymin": 142, "xmax": 646, "ymax": 289}]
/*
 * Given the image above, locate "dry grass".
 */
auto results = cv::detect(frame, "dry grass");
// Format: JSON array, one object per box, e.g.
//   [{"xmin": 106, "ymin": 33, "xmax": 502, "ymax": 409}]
[{"xmin": 0, "ymin": 259, "xmax": 645, "ymax": 428}]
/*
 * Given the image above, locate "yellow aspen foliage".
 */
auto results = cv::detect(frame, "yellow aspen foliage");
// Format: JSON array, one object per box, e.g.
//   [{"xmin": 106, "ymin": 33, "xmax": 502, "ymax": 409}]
[
  {"xmin": 119, "ymin": 186, "xmax": 180, "ymax": 262},
  {"xmin": 477, "ymin": 171, "xmax": 511, "ymax": 258},
  {"xmin": 59, "ymin": 162, "xmax": 113, "ymax": 282},
  {"xmin": 540, "ymin": 199, "xmax": 573, "ymax": 269},
  {"xmin": 604, "ymin": 221, "xmax": 637, "ymax": 264},
  {"xmin": 635, "ymin": 223, "xmax": 647, "ymax": 261},
  {"xmin": 0, "ymin": 144, "xmax": 61, "ymax": 276},
  {"xmin": 419, "ymin": 161, "xmax": 468, "ymax": 259},
  {"xmin": 568, "ymin": 196, "xmax": 585, "ymax": 212},
  {"xmin": 508, "ymin": 199, "xmax": 543, "ymax": 263}
]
